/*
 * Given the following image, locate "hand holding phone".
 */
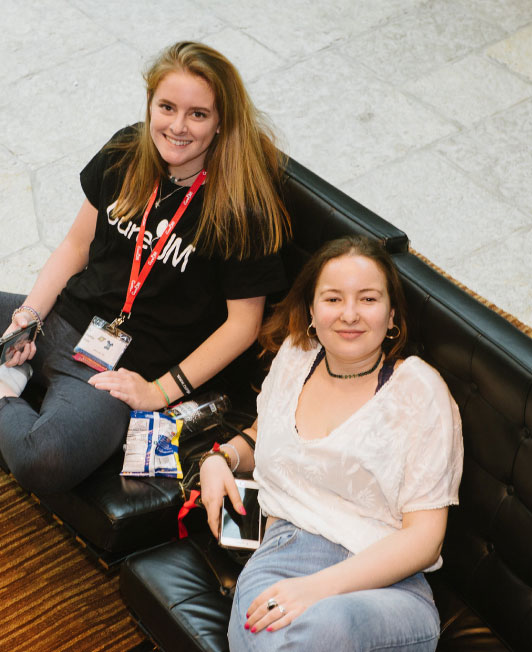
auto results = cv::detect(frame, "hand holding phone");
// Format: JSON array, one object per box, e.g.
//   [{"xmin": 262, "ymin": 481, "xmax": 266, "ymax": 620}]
[
  {"xmin": 218, "ymin": 478, "xmax": 263, "ymax": 550},
  {"xmin": 0, "ymin": 320, "xmax": 39, "ymax": 365}
]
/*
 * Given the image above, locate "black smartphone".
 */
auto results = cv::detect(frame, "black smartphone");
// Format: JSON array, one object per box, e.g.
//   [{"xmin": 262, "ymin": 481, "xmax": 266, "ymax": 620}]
[
  {"xmin": 218, "ymin": 479, "xmax": 263, "ymax": 550},
  {"xmin": 0, "ymin": 320, "xmax": 38, "ymax": 365}
]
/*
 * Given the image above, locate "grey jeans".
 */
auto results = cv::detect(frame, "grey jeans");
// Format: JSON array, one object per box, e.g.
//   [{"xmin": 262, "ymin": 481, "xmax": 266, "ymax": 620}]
[{"xmin": 0, "ymin": 292, "xmax": 130, "ymax": 495}]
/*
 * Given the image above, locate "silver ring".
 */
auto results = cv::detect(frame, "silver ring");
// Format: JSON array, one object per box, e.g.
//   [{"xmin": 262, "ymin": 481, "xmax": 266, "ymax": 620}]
[
  {"xmin": 267, "ymin": 598, "xmax": 278, "ymax": 611},
  {"xmin": 278, "ymin": 604, "xmax": 286, "ymax": 614}
]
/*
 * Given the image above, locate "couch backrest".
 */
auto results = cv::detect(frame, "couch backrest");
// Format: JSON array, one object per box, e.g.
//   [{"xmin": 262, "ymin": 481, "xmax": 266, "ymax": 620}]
[
  {"xmin": 282, "ymin": 158, "xmax": 408, "ymax": 280},
  {"xmin": 285, "ymin": 157, "xmax": 532, "ymax": 651}
]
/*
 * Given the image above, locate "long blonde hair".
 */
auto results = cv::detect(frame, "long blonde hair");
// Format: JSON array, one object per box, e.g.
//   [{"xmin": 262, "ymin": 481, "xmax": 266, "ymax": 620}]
[{"xmin": 108, "ymin": 41, "xmax": 290, "ymax": 259}]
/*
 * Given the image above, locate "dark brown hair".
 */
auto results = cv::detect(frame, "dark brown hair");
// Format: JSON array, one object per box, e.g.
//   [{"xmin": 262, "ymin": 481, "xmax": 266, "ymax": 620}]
[{"xmin": 260, "ymin": 235, "xmax": 408, "ymax": 359}]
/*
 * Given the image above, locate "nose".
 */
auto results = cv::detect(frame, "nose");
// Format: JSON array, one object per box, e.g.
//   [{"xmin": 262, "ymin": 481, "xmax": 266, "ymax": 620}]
[
  {"xmin": 341, "ymin": 299, "xmax": 359, "ymax": 324},
  {"xmin": 169, "ymin": 113, "xmax": 187, "ymax": 134}
]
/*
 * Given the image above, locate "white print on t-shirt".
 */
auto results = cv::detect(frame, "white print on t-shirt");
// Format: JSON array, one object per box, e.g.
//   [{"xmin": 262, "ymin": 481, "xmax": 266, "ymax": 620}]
[{"xmin": 106, "ymin": 201, "xmax": 195, "ymax": 272}]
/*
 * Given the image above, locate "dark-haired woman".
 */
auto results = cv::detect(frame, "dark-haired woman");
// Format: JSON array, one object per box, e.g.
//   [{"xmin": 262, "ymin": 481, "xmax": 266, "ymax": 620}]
[
  {"xmin": 200, "ymin": 236, "xmax": 463, "ymax": 651},
  {"xmin": 0, "ymin": 41, "xmax": 289, "ymax": 495}
]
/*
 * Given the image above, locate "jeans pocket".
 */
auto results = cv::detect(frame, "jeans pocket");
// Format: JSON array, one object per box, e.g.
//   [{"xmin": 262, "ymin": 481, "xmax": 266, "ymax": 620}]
[{"xmin": 249, "ymin": 522, "xmax": 299, "ymax": 563}]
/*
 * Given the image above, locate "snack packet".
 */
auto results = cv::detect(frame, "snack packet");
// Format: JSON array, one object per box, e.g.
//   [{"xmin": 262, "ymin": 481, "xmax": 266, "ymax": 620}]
[{"xmin": 121, "ymin": 410, "xmax": 183, "ymax": 478}]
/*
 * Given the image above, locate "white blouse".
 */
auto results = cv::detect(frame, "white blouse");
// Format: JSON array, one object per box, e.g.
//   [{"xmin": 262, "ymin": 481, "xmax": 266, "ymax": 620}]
[{"xmin": 253, "ymin": 339, "xmax": 463, "ymax": 571}]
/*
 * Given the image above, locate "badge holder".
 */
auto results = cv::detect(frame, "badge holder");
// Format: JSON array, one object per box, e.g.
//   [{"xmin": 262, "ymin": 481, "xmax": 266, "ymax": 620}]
[{"xmin": 73, "ymin": 315, "xmax": 132, "ymax": 372}]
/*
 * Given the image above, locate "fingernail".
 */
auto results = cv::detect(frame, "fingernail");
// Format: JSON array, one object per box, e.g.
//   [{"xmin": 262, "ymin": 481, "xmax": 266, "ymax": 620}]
[
  {"xmin": 251, "ymin": 626, "xmax": 256, "ymax": 633},
  {"xmin": 239, "ymin": 506, "xmax": 247, "ymax": 515},
  {"xmin": 244, "ymin": 623, "xmax": 249, "ymax": 630},
  {"xmin": 267, "ymin": 626, "xmax": 273, "ymax": 632},
  {"xmin": 246, "ymin": 613, "xmax": 250, "ymax": 618}
]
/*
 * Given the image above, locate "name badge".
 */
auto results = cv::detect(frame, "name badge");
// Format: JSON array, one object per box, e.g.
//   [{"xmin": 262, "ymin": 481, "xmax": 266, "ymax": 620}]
[{"xmin": 73, "ymin": 316, "xmax": 132, "ymax": 372}]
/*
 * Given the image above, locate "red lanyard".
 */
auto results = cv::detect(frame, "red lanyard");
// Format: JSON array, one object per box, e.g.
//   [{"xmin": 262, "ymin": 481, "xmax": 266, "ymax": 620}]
[{"xmin": 121, "ymin": 169, "xmax": 206, "ymax": 317}]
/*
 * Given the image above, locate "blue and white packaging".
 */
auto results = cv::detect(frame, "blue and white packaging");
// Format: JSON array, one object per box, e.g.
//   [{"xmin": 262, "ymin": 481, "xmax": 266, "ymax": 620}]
[{"xmin": 121, "ymin": 410, "xmax": 183, "ymax": 478}]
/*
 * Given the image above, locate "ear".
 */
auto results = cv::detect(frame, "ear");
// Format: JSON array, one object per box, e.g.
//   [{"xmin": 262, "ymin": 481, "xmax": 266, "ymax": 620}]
[{"xmin": 388, "ymin": 308, "xmax": 395, "ymax": 330}]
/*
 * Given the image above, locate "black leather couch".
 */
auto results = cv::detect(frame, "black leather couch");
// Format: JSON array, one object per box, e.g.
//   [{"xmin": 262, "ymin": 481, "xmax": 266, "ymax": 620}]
[
  {"xmin": 3, "ymin": 157, "xmax": 530, "ymax": 650},
  {"xmin": 118, "ymin": 159, "xmax": 532, "ymax": 651}
]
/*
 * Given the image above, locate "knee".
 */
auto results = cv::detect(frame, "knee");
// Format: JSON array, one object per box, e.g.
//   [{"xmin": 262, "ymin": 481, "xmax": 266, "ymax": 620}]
[
  {"xmin": 287, "ymin": 593, "xmax": 439, "ymax": 652},
  {"xmin": 282, "ymin": 602, "xmax": 355, "ymax": 650}
]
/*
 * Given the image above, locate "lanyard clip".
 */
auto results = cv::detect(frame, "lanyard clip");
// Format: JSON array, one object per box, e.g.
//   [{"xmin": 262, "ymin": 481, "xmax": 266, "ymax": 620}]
[{"xmin": 108, "ymin": 312, "xmax": 129, "ymax": 334}]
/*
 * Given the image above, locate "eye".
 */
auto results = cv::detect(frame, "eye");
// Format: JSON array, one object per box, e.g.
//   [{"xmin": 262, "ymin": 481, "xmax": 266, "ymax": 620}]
[
  {"xmin": 159, "ymin": 102, "xmax": 173, "ymax": 112},
  {"xmin": 325, "ymin": 297, "xmax": 340, "ymax": 303},
  {"xmin": 362, "ymin": 297, "xmax": 377, "ymax": 303},
  {"xmin": 192, "ymin": 110, "xmax": 207, "ymax": 119}
]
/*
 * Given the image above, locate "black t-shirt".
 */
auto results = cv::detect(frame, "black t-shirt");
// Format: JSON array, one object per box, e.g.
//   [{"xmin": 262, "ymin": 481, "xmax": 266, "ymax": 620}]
[{"xmin": 55, "ymin": 126, "xmax": 287, "ymax": 380}]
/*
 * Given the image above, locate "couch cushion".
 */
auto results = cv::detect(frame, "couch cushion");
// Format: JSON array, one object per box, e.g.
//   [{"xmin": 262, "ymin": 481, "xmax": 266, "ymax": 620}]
[
  {"xmin": 38, "ymin": 425, "xmax": 229, "ymax": 561},
  {"xmin": 121, "ymin": 538, "xmax": 241, "ymax": 652}
]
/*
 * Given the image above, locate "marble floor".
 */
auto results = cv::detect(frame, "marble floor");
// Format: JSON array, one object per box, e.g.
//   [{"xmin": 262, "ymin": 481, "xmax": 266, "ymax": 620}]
[{"xmin": 1, "ymin": 0, "xmax": 531, "ymax": 326}]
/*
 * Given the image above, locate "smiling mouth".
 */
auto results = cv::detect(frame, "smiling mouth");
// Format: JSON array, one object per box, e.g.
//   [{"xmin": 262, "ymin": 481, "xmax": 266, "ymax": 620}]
[
  {"xmin": 165, "ymin": 135, "xmax": 192, "ymax": 147},
  {"xmin": 336, "ymin": 330, "xmax": 364, "ymax": 337}
]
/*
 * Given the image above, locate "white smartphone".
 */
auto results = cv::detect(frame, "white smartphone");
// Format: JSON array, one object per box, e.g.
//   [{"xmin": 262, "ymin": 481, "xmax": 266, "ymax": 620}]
[{"xmin": 218, "ymin": 478, "xmax": 263, "ymax": 550}]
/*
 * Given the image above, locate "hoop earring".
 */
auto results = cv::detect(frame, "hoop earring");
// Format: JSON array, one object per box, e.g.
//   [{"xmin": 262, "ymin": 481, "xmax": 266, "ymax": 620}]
[
  {"xmin": 385, "ymin": 324, "xmax": 401, "ymax": 340},
  {"xmin": 306, "ymin": 321, "xmax": 316, "ymax": 338}
]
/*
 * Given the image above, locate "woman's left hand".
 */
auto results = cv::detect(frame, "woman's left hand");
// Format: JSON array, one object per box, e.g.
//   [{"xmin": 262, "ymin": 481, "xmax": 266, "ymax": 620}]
[
  {"xmin": 87, "ymin": 367, "xmax": 163, "ymax": 410},
  {"xmin": 245, "ymin": 576, "xmax": 327, "ymax": 633}
]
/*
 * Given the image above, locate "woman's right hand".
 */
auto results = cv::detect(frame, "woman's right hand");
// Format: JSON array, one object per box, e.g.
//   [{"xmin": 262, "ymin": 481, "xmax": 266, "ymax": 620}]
[
  {"xmin": 200, "ymin": 455, "xmax": 246, "ymax": 537},
  {"xmin": 2, "ymin": 311, "xmax": 37, "ymax": 367}
]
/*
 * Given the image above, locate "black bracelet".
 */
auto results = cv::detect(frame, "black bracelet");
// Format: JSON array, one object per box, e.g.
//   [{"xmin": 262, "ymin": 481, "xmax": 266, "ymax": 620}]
[{"xmin": 170, "ymin": 364, "xmax": 194, "ymax": 396}]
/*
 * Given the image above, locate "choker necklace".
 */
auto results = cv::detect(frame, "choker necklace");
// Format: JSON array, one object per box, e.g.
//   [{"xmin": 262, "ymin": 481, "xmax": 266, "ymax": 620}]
[
  {"xmin": 324, "ymin": 351, "xmax": 383, "ymax": 379},
  {"xmin": 168, "ymin": 167, "xmax": 203, "ymax": 185},
  {"xmin": 155, "ymin": 180, "xmax": 184, "ymax": 209}
]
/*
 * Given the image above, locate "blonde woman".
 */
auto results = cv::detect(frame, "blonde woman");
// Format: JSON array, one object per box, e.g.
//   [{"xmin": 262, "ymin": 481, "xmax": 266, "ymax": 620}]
[{"xmin": 0, "ymin": 42, "xmax": 290, "ymax": 495}]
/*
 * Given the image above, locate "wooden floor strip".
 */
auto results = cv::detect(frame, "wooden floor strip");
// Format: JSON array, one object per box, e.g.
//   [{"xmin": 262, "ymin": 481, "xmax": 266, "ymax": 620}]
[{"xmin": 0, "ymin": 472, "xmax": 145, "ymax": 651}]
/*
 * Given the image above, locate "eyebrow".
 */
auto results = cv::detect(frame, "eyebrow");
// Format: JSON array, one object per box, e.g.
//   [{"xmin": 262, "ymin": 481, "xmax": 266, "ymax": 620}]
[
  {"xmin": 157, "ymin": 98, "xmax": 213, "ymax": 113},
  {"xmin": 358, "ymin": 288, "xmax": 383, "ymax": 294},
  {"xmin": 319, "ymin": 287, "xmax": 383, "ymax": 295}
]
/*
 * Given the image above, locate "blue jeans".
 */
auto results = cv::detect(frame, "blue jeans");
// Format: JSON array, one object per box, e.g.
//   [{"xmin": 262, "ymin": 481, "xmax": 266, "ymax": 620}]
[{"xmin": 228, "ymin": 520, "xmax": 440, "ymax": 652}]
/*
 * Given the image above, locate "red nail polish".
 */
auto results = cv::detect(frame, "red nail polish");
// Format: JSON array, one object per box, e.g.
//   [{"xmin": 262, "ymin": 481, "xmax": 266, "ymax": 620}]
[
  {"xmin": 251, "ymin": 626, "xmax": 257, "ymax": 633},
  {"xmin": 267, "ymin": 626, "xmax": 273, "ymax": 632},
  {"xmin": 239, "ymin": 506, "xmax": 247, "ymax": 515},
  {"xmin": 244, "ymin": 623, "xmax": 249, "ymax": 630}
]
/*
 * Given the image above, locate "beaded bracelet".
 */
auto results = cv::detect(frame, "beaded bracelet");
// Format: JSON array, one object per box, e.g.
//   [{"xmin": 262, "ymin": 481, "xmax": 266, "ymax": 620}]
[
  {"xmin": 198, "ymin": 442, "xmax": 232, "ymax": 470},
  {"xmin": 152, "ymin": 379, "xmax": 170, "ymax": 407},
  {"xmin": 12, "ymin": 305, "xmax": 44, "ymax": 334},
  {"xmin": 220, "ymin": 442, "xmax": 240, "ymax": 472}
]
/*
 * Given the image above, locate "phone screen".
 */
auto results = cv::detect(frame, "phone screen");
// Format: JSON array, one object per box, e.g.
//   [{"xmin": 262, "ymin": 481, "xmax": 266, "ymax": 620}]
[
  {"xmin": 220, "ymin": 483, "xmax": 262, "ymax": 548},
  {"xmin": 0, "ymin": 321, "xmax": 38, "ymax": 365}
]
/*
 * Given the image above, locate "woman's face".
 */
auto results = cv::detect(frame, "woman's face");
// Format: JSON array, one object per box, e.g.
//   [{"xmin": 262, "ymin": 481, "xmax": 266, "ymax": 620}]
[
  {"xmin": 310, "ymin": 254, "xmax": 395, "ymax": 366},
  {"xmin": 149, "ymin": 71, "xmax": 220, "ymax": 178}
]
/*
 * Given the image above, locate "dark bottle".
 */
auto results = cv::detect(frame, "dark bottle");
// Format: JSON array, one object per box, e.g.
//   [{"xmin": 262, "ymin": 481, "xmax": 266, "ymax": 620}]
[{"xmin": 164, "ymin": 391, "xmax": 230, "ymax": 439}]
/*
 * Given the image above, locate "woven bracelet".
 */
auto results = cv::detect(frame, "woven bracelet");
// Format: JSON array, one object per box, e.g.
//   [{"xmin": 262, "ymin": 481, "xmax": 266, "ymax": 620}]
[{"xmin": 153, "ymin": 379, "xmax": 170, "ymax": 407}]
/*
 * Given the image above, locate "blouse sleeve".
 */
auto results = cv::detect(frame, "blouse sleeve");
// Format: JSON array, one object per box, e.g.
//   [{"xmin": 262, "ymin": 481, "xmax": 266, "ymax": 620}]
[{"xmin": 398, "ymin": 364, "xmax": 463, "ymax": 514}]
